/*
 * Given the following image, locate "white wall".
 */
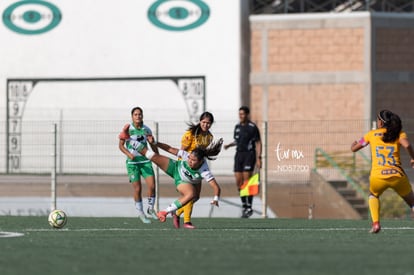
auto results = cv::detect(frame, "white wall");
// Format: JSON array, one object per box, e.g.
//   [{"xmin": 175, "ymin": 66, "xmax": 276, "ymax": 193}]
[
  {"xmin": 0, "ymin": 0, "xmax": 244, "ymax": 121},
  {"xmin": 0, "ymin": 0, "xmax": 246, "ymax": 174}
]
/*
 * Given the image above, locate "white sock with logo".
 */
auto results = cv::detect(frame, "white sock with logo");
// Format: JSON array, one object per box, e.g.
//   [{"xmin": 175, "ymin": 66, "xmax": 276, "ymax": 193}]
[{"xmin": 135, "ymin": 200, "xmax": 144, "ymax": 214}]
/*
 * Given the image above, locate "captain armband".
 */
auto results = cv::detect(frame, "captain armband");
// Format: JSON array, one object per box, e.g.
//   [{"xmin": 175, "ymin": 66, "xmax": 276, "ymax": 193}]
[{"xmin": 359, "ymin": 138, "xmax": 368, "ymax": 147}]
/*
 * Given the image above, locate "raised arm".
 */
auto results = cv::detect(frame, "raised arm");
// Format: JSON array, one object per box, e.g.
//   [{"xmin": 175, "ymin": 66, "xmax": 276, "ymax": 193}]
[
  {"xmin": 155, "ymin": 141, "xmax": 180, "ymax": 156},
  {"xmin": 224, "ymin": 141, "xmax": 236, "ymax": 150},
  {"xmin": 146, "ymin": 135, "xmax": 179, "ymax": 156},
  {"xmin": 351, "ymin": 139, "xmax": 364, "ymax": 152}
]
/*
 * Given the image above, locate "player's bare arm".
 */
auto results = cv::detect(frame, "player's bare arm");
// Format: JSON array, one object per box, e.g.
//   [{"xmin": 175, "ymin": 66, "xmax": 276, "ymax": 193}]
[
  {"xmin": 118, "ymin": 139, "xmax": 134, "ymax": 160},
  {"xmin": 400, "ymin": 137, "xmax": 414, "ymax": 167},
  {"xmin": 208, "ymin": 178, "xmax": 221, "ymax": 207}
]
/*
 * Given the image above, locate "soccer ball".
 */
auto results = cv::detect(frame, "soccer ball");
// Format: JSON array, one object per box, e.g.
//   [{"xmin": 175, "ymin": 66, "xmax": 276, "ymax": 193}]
[{"xmin": 48, "ymin": 209, "xmax": 68, "ymax": 229}]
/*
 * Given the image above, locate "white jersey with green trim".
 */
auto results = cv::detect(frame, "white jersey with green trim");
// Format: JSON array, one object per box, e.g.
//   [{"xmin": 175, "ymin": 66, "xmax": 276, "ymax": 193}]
[
  {"xmin": 176, "ymin": 150, "xmax": 214, "ymax": 184},
  {"xmin": 120, "ymin": 123, "xmax": 152, "ymax": 164}
]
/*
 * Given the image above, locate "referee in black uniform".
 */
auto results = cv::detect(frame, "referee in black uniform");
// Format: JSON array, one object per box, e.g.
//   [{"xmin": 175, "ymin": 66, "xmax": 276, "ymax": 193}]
[{"xmin": 224, "ymin": 106, "xmax": 262, "ymax": 218}]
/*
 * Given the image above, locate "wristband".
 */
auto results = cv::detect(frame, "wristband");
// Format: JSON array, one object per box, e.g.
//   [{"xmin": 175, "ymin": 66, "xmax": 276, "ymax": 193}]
[{"xmin": 213, "ymin": 195, "xmax": 219, "ymax": 201}]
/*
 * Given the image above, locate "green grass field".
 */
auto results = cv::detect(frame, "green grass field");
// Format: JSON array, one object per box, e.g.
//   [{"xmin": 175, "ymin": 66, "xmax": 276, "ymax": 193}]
[{"xmin": 1, "ymin": 216, "xmax": 413, "ymax": 275}]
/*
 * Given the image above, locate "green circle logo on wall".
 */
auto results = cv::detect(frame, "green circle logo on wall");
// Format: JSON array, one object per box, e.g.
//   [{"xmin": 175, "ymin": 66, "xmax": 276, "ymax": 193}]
[
  {"xmin": 3, "ymin": 1, "xmax": 62, "ymax": 35},
  {"xmin": 148, "ymin": 0, "xmax": 210, "ymax": 31}
]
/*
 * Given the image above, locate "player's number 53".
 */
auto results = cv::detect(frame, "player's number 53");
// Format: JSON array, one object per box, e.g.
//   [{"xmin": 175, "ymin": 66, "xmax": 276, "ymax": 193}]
[{"xmin": 376, "ymin": 146, "xmax": 396, "ymax": 166}]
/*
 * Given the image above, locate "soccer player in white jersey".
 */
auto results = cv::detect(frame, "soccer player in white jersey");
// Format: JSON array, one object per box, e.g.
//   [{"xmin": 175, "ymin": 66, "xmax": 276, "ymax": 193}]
[
  {"xmin": 118, "ymin": 107, "xmax": 159, "ymax": 223},
  {"xmin": 132, "ymin": 136, "xmax": 222, "ymax": 224}
]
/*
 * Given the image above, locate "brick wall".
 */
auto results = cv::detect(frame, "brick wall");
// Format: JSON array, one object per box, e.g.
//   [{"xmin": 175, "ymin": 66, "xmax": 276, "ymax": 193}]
[
  {"xmin": 376, "ymin": 28, "xmax": 414, "ymax": 71},
  {"xmin": 376, "ymin": 83, "xmax": 414, "ymax": 118},
  {"xmin": 250, "ymin": 14, "xmax": 369, "ymax": 124},
  {"xmin": 268, "ymin": 84, "xmax": 364, "ymax": 120},
  {"xmin": 374, "ymin": 25, "xmax": 414, "ymax": 119},
  {"xmin": 248, "ymin": 13, "xmax": 414, "ymax": 217},
  {"xmin": 265, "ymin": 28, "xmax": 364, "ymax": 72}
]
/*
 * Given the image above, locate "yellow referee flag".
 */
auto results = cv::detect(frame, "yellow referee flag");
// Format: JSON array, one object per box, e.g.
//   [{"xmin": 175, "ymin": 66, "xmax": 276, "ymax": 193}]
[{"xmin": 239, "ymin": 173, "xmax": 260, "ymax": 196}]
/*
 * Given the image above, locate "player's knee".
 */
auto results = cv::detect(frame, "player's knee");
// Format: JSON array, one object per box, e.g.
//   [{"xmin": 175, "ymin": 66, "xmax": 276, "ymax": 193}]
[
  {"xmin": 132, "ymin": 183, "xmax": 141, "ymax": 192},
  {"xmin": 369, "ymin": 194, "xmax": 378, "ymax": 199}
]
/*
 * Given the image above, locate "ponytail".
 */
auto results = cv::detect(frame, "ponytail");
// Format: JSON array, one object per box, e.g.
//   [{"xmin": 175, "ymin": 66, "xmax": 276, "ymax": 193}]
[
  {"xmin": 379, "ymin": 110, "xmax": 402, "ymax": 143},
  {"xmin": 192, "ymin": 138, "xmax": 223, "ymax": 161}
]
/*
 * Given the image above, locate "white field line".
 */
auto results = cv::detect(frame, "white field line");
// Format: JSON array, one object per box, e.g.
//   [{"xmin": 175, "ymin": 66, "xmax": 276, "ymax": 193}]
[
  {"xmin": 3, "ymin": 226, "xmax": 414, "ymax": 237},
  {"xmin": 12, "ymin": 226, "xmax": 414, "ymax": 233},
  {"xmin": 0, "ymin": 231, "xmax": 25, "ymax": 238}
]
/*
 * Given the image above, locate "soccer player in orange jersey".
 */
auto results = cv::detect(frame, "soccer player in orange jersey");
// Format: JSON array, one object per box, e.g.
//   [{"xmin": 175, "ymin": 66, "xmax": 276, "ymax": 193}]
[{"xmin": 351, "ymin": 110, "xmax": 414, "ymax": 233}]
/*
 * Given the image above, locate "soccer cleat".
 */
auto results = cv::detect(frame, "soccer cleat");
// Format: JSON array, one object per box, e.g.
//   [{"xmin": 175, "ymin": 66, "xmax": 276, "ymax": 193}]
[
  {"xmin": 183, "ymin": 222, "xmax": 196, "ymax": 229},
  {"xmin": 241, "ymin": 208, "xmax": 253, "ymax": 218},
  {"xmin": 138, "ymin": 212, "xmax": 151, "ymax": 224},
  {"xmin": 245, "ymin": 208, "xmax": 253, "ymax": 218},
  {"xmin": 172, "ymin": 213, "xmax": 180, "ymax": 229},
  {"xmin": 369, "ymin": 221, "xmax": 381, "ymax": 234},
  {"xmin": 147, "ymin": 208, "xmax": 158, "ymax": 220},
  {"xmin": 157, "ymin": 211, "xmax": 168, "ymax": 222}
]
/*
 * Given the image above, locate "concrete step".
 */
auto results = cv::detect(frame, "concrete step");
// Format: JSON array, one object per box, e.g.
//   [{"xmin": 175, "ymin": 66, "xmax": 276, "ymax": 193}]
[
  {"xmin": 328, "ymin": 180, "xmax": 348, "ymax": 188},
  {"xmin": 336, "ymin": 187, "xmax": 356, "ymax": 197},
  {"xmin": 353, "ymin": 204, "xmax": 369, "ymax": 216},
  {"xmin": 346, "ymin": 197, "xmax": 366, "ymax": 205},
  {"xmin": 329, "ymin": 180, "xmax": 368, "ymax": 218}
]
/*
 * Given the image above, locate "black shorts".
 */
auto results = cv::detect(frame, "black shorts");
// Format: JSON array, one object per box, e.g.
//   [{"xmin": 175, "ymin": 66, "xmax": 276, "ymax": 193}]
[{"xmin": 234, "ymin": 151, "xmax": 256, "ymax": 172}]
